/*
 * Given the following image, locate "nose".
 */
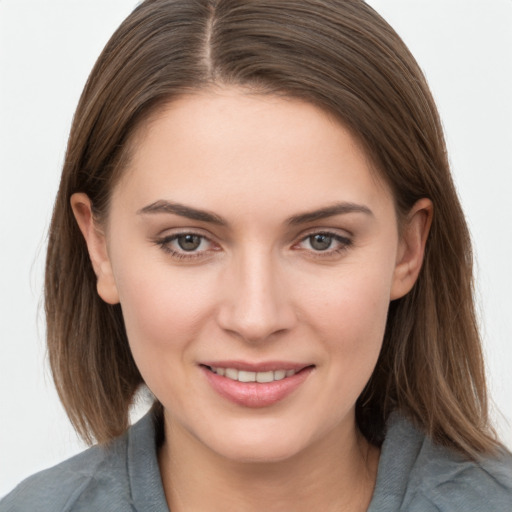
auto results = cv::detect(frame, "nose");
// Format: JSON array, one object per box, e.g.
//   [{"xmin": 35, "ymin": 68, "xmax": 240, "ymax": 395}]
[{"xmin": 216, "ymin": 249, "xmax": 297, "ymax": 343}]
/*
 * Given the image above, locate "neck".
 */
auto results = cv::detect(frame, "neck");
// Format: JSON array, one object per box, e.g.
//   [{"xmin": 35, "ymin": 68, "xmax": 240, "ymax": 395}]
[{"xmin": 158, "ymin": 414, "xmax": 380, "ymax": 512}]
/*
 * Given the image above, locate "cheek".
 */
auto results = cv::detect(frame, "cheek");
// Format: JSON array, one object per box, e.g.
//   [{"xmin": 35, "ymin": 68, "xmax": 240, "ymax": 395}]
[
  {"xmin": 115, "ymin": 265, "xmax": 223, "ymax": 418},
  {"xmin": 327, "ymin": 280, "xmax": 389, "ymax": 372},
  {"xmin": 301, "ymin": 253, "xmax": 396, "ymax": 386},
  {"xmin": 112, "ymin": 256, "xmax": 216, "ymax": 374},
  {"xmin": 307, "ymin": 257, "xmax": 394, "ymax": 340}
]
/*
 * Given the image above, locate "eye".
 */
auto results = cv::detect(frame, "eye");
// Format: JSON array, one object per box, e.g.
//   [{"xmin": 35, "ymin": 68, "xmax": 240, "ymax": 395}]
[
  {"xmin": 308, "ymin": 233, "xmax": 334, "ymax": 251},
  {"xmin": 295, "ymin": 231, "xmax": 352, "ymax": 256},
  {"xmin": 154, "ymin": 232, "xmax": 218, "ymax": 260},
  {"xmin": 175, "ymin": 234, "xmax": 203, "ymax": 251}
]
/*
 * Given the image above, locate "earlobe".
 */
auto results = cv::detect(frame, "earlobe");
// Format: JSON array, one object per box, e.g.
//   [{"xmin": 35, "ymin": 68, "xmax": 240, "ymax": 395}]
[
  {"xmin": 390, "ymin": 198, "xmax": 433, "ymax": 300},
  {"xmin": 70, "ymin": 193, "xmax": 120, "ymax": 305}
]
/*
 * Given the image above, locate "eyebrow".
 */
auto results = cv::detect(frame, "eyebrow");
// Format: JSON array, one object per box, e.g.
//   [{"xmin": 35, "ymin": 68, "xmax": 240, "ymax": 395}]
[
  {"xmin": 286, "ymin": 202, "xmax": 373, "ymax": 225},
  {"xmin": 137, "ymin": 200, "xmax": 373, "ymax": 226},
  {"xmin": 138, "ymin": 200, "xmax": 226, "ymax": 225}
]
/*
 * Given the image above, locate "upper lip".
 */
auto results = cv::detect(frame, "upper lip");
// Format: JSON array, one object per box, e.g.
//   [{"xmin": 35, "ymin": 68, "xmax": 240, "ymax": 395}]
[{"xmin": 200, "ymin": 360, "xmax": 313, "ymax": 372}]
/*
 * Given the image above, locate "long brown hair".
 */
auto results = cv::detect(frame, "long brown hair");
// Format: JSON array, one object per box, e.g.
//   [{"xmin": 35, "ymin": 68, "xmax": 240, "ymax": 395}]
[{"xmin": 46, "ymin": 0, "xmax": 498, "ymax": 457}]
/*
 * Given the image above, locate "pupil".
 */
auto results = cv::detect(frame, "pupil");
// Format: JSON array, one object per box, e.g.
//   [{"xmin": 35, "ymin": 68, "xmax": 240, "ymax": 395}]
[
  {"xmin": 178, "ymin": 234, "xmax": 201, "ymax": 251},
  {"xmin": 311, "ymin": 234, "xmax": 332, "ymax": 251}
]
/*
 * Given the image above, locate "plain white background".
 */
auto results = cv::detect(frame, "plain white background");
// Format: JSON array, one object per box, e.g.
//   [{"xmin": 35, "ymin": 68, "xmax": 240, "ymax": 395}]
[{"xmin": 1, "ymin": 0, "xmax": 511, "ymax": 497}]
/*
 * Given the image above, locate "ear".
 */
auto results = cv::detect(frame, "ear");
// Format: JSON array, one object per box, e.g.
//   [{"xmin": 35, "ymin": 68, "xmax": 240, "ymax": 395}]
[
  {"xmin": 70, "ymin": 193, "xmax": 120, "ymax": 305},
  {"xmin": 390, "ymin": 198, "xmax": 433, "ymax": 300}
]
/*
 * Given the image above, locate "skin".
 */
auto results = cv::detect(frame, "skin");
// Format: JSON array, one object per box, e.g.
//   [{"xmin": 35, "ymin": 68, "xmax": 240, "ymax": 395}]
[{"xmin": 72, "ymin": 88, "xmax": 432, "ymax": 511}]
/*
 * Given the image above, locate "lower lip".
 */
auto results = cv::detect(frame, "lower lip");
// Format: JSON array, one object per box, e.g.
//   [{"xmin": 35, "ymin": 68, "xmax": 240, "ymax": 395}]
[{"xmin": 201, "ymin": 366, "xmax": 314, "ymax": 408}]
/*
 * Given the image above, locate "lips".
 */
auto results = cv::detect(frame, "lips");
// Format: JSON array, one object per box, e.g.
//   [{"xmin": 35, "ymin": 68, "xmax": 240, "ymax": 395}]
[{"xmin": 200, "ymin": 361, "xmax": 314, "ymax": 408}]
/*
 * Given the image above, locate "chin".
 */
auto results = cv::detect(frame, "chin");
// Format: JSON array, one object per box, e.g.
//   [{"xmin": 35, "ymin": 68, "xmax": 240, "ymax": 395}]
[
  {"xmin": 215, "ymin": 437, "xmax": 305, "ymax": 464},
  {"xmin": 198, "ymin": 419, "xmax": 317, "ymax": 464}
]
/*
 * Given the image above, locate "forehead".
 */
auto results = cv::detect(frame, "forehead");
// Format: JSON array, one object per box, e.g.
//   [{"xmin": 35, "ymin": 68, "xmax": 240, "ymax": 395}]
[{"xmin": 113, "ymin": 88, "xmax": 394, "ymax": 220}]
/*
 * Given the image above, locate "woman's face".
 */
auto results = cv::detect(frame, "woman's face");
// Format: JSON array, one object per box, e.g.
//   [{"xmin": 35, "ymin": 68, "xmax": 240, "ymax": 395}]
[{"xmin": 80, "ymin": 88, "xmax": 425, "ymax": 463}]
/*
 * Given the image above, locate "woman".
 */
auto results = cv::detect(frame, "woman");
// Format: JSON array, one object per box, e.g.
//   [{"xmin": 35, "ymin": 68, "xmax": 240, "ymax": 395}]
[{"xmin": 1, "ymin": 0, "xmax": 511, "ymax": 510}]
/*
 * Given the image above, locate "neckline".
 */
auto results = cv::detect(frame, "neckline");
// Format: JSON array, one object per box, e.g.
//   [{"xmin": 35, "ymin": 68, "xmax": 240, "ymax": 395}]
[{"xmin": 125, "ymin": 409, "xmax": 423, "ymax": 512}]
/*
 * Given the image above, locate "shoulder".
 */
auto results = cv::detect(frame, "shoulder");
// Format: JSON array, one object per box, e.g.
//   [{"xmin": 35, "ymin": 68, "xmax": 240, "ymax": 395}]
[
  {"xmin": 0, "ymin": 412, "xmax": 165, "ymax": 512},
  {"xmin": 369, "ymin": 413, "xmax": 512, "ymax": 512},
  {"xmin": 0, "ymin": 434, "xmax": 131, "ymax": 512},
  {"xmin": 409, "ymin": 437, "xmax": 512, "ymax": 511},
  {"xmin": 0, "ymin": 412, "xmax": 163, "ymax": 512}
]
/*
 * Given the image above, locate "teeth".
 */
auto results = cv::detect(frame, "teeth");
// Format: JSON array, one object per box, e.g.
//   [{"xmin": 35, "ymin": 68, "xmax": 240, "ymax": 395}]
[
  {"xmin": 238, "ymin": 370, "xmax": 256, "ymax": 382},
  {"xmin": 225, "ymin": 368, "xmax": 238, "ymax": 380},
  {"xmin": 256, "ymin": 371, "xmax": 274, "ymax": 383},
  {"xmin": 274, "ymin": 370, "xmax": 286, "ymax": 380},
  {"xmin": 210, "ymin": 367, "xmax": 297, "ymax": 383}
]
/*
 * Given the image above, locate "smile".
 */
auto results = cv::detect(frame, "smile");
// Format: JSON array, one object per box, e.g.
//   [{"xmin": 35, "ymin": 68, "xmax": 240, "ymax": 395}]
[
  {"xmin": 208, "ymin": 366, "xmax": 297, "ymax": 383},
  {"xmin": 201, "ymin": 363, "xmax": 315, "ymax": 408}
]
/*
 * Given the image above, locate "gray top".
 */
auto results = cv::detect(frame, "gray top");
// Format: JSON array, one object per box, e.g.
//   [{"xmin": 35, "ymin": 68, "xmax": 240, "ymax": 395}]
[{"xmin": 1, "ymin": 412, "xmax": 511, "ymax": 511}]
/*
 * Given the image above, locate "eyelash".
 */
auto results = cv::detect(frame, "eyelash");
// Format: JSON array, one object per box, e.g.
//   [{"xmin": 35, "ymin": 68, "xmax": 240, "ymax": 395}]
[
  {"xmin": 153, "ymin": 230, "xmax": 353, "ymax": 261},
  {"xmin": 294, "ymin": 231, "xmax": 353, "ymax": 258},
  {"xmin": 154, "ymin": 232, "xmax": 218, "ymax": 261}
]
